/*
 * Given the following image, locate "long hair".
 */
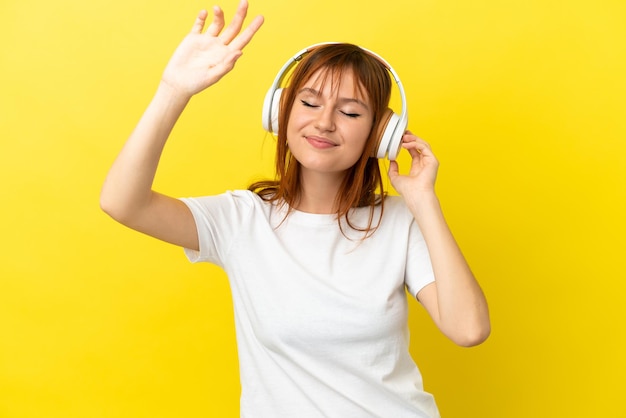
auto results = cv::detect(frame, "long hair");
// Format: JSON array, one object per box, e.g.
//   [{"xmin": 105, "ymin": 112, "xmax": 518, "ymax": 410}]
[{"xmin": 249, "ymin": 43, "xmax": 393, "ymax": 237}]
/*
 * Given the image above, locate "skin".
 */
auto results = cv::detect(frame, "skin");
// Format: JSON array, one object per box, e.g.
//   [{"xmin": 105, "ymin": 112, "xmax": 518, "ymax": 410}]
[
  {"xmin": 100, "ymin": 1, "xmax": 263, "ymax": 251},
  {"xmin": 100, "ymin": 1, "xmax": 490, "ymax": 347},
  {"xmin": 286, "ymin": 69, "xmax": 374, "ymax": 214},
  {"xmin": 390, "ymin": 135, "xmax": 491, "ymax": 346}
]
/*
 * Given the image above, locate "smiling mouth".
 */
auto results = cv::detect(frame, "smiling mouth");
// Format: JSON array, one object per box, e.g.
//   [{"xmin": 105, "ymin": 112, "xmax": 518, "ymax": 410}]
[{"xmin": 306, "ymin": 136, "xmax": 337, "ymax": 149}]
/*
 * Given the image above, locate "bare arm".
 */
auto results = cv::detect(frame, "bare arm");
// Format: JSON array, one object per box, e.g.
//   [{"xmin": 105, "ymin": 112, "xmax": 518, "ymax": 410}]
[
  {"xmin": 100, "ymin": 2, "xmax": 264, "ymax": 250},
  {"xmin": 389, "ymin": 132, "xmax": 491, "ymax": 347}
]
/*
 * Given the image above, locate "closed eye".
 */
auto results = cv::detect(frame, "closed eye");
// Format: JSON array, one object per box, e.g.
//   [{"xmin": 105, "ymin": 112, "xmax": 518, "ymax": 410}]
[{"xmin": 300, "ymin": 98, "xmax": 362, "ymax": 118}]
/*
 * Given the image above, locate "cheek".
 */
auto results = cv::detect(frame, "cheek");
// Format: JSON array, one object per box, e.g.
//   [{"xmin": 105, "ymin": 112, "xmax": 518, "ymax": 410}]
[
  {"xmin": 284, "ymin": 113, "xmax": 297, "ymax": 146},
  {"xmin": 354, "ymin": 124, "xmax": 374, "ymax": 151},
  {"xmin": 285, "ymin": 109, "xmax": 304, "ymax": 139}
]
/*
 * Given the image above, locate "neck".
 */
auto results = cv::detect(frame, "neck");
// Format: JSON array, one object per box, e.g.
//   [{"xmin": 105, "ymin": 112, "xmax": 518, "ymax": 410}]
[{"xmin": 295, "ymin": 170, "xmax": 346, "ymax": 214}]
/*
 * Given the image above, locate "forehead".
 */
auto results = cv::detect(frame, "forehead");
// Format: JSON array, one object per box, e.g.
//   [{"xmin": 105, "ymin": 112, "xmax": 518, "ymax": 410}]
[{"xmin": 301, "ymin": 67, "xmax": 369, "ymax": 102}]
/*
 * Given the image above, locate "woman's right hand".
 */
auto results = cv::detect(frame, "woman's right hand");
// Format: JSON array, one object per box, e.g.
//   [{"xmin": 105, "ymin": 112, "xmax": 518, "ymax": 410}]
[{"xmin": 161, "ymin": 0, "xmax": 264, "ymax": 98}]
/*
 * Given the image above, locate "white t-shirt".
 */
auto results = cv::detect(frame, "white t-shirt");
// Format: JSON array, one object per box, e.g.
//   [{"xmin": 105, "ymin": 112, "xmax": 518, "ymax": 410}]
[{"xmin": 181, "ymin": 190, "xmax": 440, "ymax": 418}]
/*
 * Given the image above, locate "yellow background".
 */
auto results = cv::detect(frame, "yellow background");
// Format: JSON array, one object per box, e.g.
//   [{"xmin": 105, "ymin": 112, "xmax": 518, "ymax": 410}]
[{"xmin": 1, "ymin": 0, "xmax": 625, "ymax": 417}]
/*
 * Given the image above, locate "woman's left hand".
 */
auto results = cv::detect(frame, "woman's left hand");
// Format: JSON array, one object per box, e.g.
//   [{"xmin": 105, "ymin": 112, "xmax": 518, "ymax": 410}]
[{"xmin": 388, "ymin": 131, "xmax": 439, "ymax": 197}]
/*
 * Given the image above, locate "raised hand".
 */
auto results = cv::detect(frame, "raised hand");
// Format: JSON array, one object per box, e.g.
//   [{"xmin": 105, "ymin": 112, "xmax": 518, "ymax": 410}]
[
  {"xmin": 161, "ymin": 0, "xmax": 264, "ymax": 98},
  {"xmin": 388, "ymin": 131, "xmax": 439, "ymax": 198},
  {"xmin": 389, "ymin": 131, "xmax": 491, "ymax": 347}
]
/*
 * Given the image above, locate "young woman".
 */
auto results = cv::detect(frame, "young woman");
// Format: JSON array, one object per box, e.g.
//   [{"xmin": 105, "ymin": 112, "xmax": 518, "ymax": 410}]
[{"xmin": 100, "ymin": 2, "xmax": 490, "ymax": 417}]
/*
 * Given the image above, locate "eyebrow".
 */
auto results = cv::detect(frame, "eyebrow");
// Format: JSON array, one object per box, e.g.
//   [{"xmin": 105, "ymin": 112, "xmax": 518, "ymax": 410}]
[{"xmin": 298, "ymin": 87, "xmax": 370, "ymax": 110}]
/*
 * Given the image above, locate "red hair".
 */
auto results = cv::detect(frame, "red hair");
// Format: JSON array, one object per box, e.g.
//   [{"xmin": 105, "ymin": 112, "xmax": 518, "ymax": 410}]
[{"xmin": 249, "ymin": 43, "xmax": 393, "ymax": 237}]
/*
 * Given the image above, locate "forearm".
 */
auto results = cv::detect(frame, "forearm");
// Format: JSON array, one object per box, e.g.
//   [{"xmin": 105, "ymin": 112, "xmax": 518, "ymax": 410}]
[
  {"xmin": 406, "ymin": 191, "xmax": 491, "ymax": 346},
  {"xmin": 100, "ymin": 82, "xmax": 191, "ymax": 222}
]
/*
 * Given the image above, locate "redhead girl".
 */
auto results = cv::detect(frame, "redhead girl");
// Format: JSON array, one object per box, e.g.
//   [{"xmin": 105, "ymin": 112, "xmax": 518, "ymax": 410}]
[{"xmin": 101, "ymin": 2, "xmax": 490, "ymax": 417}]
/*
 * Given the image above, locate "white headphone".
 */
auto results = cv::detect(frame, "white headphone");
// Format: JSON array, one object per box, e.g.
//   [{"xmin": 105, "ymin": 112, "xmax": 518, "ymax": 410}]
[{"xmin": 261, "ymin": 43, "xmax": 408, "ymax": 160}]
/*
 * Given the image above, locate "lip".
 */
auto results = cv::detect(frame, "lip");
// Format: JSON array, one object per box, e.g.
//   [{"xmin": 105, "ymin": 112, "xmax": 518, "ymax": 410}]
[{"xmin": 305, "ymin": 136, "xmax": 337, "ymax": 149}]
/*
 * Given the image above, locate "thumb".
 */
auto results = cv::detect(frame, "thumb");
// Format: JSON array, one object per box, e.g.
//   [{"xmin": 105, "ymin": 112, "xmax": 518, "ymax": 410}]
[{"xmin": 388, "ymin": 160, "xmax": 399, "ymax": 179}]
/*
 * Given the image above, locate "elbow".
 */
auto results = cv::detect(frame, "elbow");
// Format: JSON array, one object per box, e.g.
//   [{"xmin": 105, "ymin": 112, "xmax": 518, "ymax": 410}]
[
  {"xmin": 456, "ymin": 328, "xmax": 490, "ymax": 348},
  {"xmin": 99, "ymin": 188, "xmax": 131, "ymax": 224},
  {"xmin": 100, "ymin": 186, "xmax": 152, "ymax": 229},
  {"xmin": 99, "ymin": 193, "xmax": 114, "ymax": 218},
  {"xmin": 99, "ymin": 189, "xmax": 119, "ymax": 220},
  {"xmin": 451, "ymin": 321, "xmax": 491, "ymax": 348}
]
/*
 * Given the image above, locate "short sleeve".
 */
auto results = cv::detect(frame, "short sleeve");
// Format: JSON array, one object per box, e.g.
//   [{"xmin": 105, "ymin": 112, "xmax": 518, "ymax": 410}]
[
  {"xmin": 404, "ymin": 218, "xmax": 436, "ymax": 298},
  {"xmin": 179, "ymin": 191, "xmax": 253, "ymax": 266}
]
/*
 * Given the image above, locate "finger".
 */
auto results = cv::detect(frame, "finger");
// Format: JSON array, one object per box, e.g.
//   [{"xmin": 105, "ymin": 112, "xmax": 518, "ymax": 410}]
[
  {"xmin": 388, "ymin": 160, "xmax": 400, "ymax": 178},
  {"xmin": 414, "ymin": 136, "xmax": 432, "ymax": 149},
  {"xmin": 191, "ymin": 9, "xmax": 209, "ymax": 34},
  {"xmin": 404, "ymin": 135, "xmax": 432, "ymax": 152},
  {"xmin": 218, "ymin": 50, "xmax": 244, "ymax": 72},
  {"xmin": 402, "ymin": 130, "xmax": 417, "ymax": 142},
  {"xmin": 404, "ymin": 141, "xmax": 432, "ymax": 156},
  {"xmin": 205, "ymin": 6, "xmax": 225, "ymax": 36},
  {"xmin": 402, "ymin": 131, "xmax": 429, "ymax": 146},
  {"xmin": 218, "ymin": 0, "xmax": 250, "ymax": 44},
  {"xmin": 229, "ymin": 14, "xmax": 264, "ymax": 51},
  {"xmin": 402, "ymin": 141, "xmax": 424, "ymax": 159}
]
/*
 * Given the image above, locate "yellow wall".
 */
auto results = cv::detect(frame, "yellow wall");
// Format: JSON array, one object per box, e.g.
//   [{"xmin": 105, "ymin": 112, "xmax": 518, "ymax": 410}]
[{"xmin": 1, "ymin": 0, "xmax": 624, "ymax": 417}]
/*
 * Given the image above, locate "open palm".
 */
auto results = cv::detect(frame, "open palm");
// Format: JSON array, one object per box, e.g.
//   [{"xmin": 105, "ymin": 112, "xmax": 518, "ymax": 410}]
[{"xmin": 161, "ymin": 1, "xmax": 264, "ymax": 97}]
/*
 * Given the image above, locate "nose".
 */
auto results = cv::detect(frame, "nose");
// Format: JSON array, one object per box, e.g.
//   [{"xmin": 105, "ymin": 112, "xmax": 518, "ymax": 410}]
[{"xmin": 314, "ymin": 106, "xmax": 336, "ymax": 132}]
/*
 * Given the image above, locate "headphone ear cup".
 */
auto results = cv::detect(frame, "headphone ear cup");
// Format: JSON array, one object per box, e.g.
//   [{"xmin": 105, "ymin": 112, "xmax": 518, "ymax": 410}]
[
  {"xmin": 385, "ymin": 112, "xmax": 405, "ymax": 161},
  {"xmin": 372, "ymin": 109, "xmax": 393, "ymax": 158},
  {"xmin": 372, "ymin": 109, "xmax": 401, "ymax": 159},
  {"xmin": 262, "ymin": 88, "xmax": 283, "ymax": 134}
]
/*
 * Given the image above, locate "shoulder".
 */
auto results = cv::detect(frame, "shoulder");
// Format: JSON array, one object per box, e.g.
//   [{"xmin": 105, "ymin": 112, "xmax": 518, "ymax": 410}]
[
  {"xmin": 382, "ymin": 194, "xmax": 405, "ymax": 209},
  {"xmin": 376, "ymin": 195, "xmax": 425, "ymax": 239},
  {"xmin": 180, "ymin": 189, "xmax": 277, "ymax": 222},
  {"xmin": 382, "ymin": 194, "xmax": 413, "ymax": 220},
  {"xmin": 183, "ymin": 189, "xmax": 264, "ymax": 209}
]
